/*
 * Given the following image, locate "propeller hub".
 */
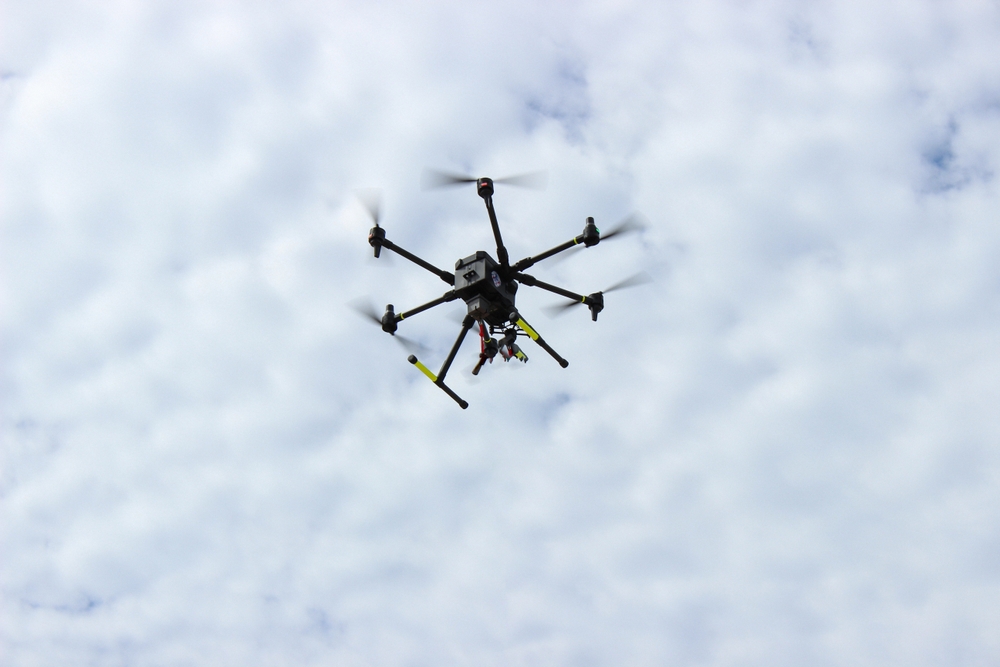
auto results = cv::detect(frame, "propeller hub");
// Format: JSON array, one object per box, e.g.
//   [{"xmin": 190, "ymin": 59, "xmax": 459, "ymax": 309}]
[
  {"xmin": 582, "ymin": 216, "xmax": 600, "ymax": 247},
  {"xmin": 587, "ymin": 292, "xmax": 604, "ymax": 321},
  {"xmin": 381, "ymin": 304, "xmax": 398, "ymax": 334},
  {"xmin": 368, "ymin": 224, "xmax": 386, "ymax": 248},
  {"xmin": 477, "ymin": 177, "xmax": 494, "ymax": 199}
]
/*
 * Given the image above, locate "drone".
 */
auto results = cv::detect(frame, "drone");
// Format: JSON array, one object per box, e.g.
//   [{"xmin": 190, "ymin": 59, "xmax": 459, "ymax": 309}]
[{"xmin": 357, "ymin": 169, "xmax": 647, "ymax": 409}]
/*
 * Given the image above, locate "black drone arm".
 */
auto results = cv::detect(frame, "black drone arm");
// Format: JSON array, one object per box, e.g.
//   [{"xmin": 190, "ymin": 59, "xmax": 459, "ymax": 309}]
[
  {"xmin": 482, "ymin": 196, "xmax": 510, "ymax": 269},
  {"xmin": 514, "ymin": 272, "xmax": 604, "ymax": 322},
  {"xmin": 511, "ymin": 236, "xmax": 583, "ymax": 272},
  {"xmin": 397, "ymin": 290, "xmax": 460, "ymax": 321},
  {"xmin": 377, "ymin": 289, "xmax": 459, "ymax": 335},
  {"xmin": 438, "ymin": 314, "xmax": 474, "ymax": 382},
  {"xmin": 512, "ymin": 217, "xmax": 603, "ymax": 272},
  {"xmin": 514, "ymin": 272, "xmax": 591, "ymax": 304},
  {"xmin": 369, "ymin": 228, "xmax": 455, "ymax": 285}
]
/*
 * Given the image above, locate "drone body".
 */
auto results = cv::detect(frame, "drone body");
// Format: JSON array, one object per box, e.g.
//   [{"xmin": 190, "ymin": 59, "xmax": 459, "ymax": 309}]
[{"xmin": 362, "ymin": 174, "xmax": 644, "ymax": 409}]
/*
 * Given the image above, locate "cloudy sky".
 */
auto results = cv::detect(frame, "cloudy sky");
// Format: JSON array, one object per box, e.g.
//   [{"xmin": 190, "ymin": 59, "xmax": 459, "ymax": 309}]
[{"xmin": 2, "ymin": 1, "xmax": 999, "ymax": 664}]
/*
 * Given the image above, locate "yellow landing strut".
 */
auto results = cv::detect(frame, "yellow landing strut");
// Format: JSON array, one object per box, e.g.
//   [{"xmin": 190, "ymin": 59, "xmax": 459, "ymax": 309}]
[
  {"xmin": 408, "ymin": 355, "xmax": 469, "ymax": 409},
  {"xmin": 409, "ymin": 356, "xmax": 437, "ymax": 382},
  {"xmin": 514, "ymin": 315, "xmax": 569, "ymax": 368},
  {"xmin": 406, "ymin": 314, "xmax": 473, "ymax": 409}
]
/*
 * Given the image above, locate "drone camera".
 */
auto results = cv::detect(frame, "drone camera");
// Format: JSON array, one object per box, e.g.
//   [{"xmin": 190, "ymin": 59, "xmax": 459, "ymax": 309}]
[
  {"xmin": 500, "ymin": 343, "xmax": 527, "ymax": 362},
  {"xmin": 497, "ymin": 328, "xmax": 528, "ymax": 363}
]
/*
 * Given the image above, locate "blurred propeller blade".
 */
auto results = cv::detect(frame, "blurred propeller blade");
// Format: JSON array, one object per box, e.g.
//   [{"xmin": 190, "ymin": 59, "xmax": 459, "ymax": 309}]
[
  {"xmin": 543, "ymin": 272, "xmax": 652, "ymax": 316},
  {"xmin": 546, "ymin": 244, "xmax": 584, "ymax": 266},
  {"xmin": 355, "ymin": 189, "xmax": 382, "ymax": 226},
  {"xmin": 350, "ymin": 298, "xmax": 382, "ymax": 324},
  {"xmin": 422, "ymin": 169, "xmax": 477, "ymax": 189},
  {"xmin": 422, "ymin": 168, "xmax": 548, "ymax": 190},
  {"xmin": 349, "ymin": 299, "xmax": 430, "ymax": 354},
  {"xmin": 493, "ymin": 170, "xmax": 548, "ymax": 190},
  {"xmin": 544, "ymin": 298, "xmax": 585, "ymax": 317},
  {"xmin": 600, "ymin": 212, "xmax": 648, "ymax": 241},
  {"xmin": 603, "ymin": 271, "xmax": 652, "ymax": 293},
  {"xmin": 392, "ymin": 333, "xmax": 429, "ymax": 355},
  {"xmin": 546, "ymin": 212, "xmax": 648, "ymax": 266}
]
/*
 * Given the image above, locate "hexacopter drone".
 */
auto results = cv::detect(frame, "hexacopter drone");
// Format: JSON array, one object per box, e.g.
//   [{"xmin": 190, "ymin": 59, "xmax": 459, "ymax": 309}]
[{"xmin": 357, "ymin": 169, "xmax": 647, "ymax": 409}]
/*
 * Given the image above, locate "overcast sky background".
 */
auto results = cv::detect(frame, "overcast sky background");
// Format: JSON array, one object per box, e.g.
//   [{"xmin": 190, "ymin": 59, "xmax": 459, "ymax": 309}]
[{"xmin": 2, "ymin": 1, "xmax": 999, "ymax": 665}]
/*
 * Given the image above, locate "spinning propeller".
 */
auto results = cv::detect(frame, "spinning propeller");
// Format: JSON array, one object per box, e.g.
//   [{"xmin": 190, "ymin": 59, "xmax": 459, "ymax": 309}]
[
  {"xmin": 546, "ymin": 271, "xmax": 652, "ymax": 319},
  {"xmin": 356, "ymin": 189, "xmax": 390, "ymax": 259},
  {"xmin": 600, "ymin": 212, "xmax": 648, "ymax": 240},
  {"xmin": 547, "ymin": 212, "xmax": 648, "ymax": 266},
  {"xmin": 422, "ymin": 168, "xmax": 548, "ymax": 190},
  {"xmin": 356, "ymin": 188, "xmax": 382, "ymax": 226},
  {"xmin": 350, "ymin": 299, "xmax": 429, "ymax": 354}
]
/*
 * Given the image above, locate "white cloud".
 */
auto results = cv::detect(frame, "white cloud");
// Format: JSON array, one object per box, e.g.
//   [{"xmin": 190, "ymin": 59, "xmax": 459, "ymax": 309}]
[{"xmin": 2, "ymin": 0, "xmax": 999, "ymax": 664}]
